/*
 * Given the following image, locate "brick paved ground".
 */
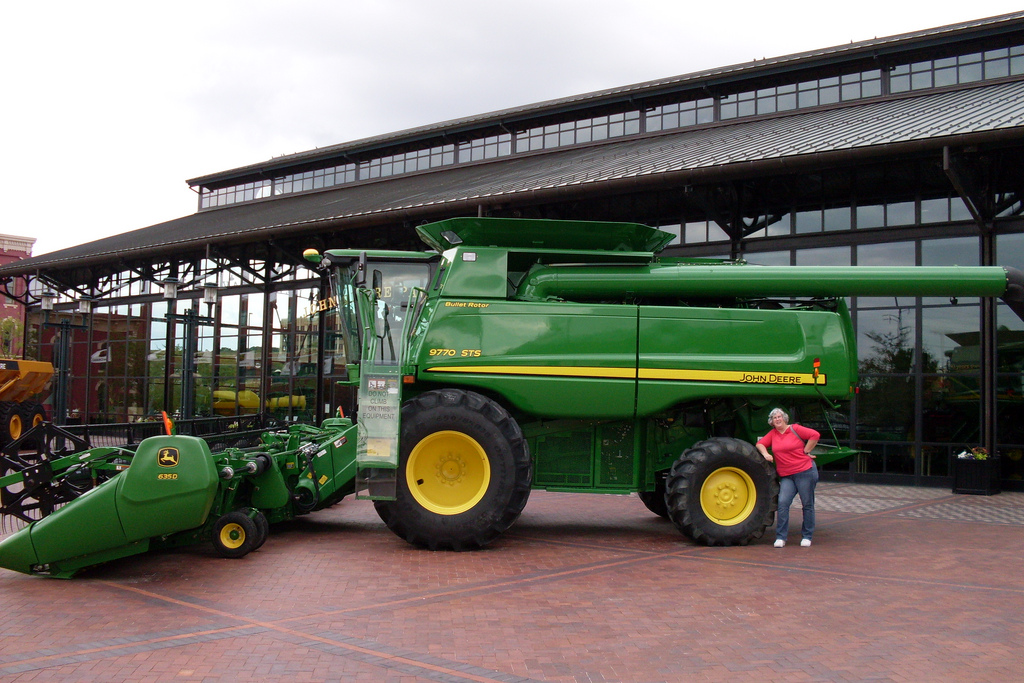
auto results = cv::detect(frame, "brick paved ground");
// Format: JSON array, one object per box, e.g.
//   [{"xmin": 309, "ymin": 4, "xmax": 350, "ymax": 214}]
[{"xmin": 1, "ymin": 482, "xmax": 1022, "ymax": 682}]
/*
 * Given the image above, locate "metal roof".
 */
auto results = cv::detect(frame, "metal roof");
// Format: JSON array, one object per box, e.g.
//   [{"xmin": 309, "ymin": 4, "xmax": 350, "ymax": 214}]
[
  {"xmin": 188, "ymin": 11, "xmax": 1024, "ymax": 187},
  {"xmin": 8, "ymin": 78, "xmax": 1024, "ymax": 278}
]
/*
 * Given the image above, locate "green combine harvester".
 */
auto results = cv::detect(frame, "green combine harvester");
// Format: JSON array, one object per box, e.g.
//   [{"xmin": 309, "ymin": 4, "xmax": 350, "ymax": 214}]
[{"xmin": 1, "ymin": 217, "xmax": 1022, "ymax": 576}]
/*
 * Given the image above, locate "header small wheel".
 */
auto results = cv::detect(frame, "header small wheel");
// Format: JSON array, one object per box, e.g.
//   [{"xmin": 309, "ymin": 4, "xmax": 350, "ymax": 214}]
[
  {"xmin": 252, "ymin": 510, "xmax": 269, "ymax": 550},
  {"xmin": 212, "ymin": 511, "xmax": 259, "ymax": 558}
]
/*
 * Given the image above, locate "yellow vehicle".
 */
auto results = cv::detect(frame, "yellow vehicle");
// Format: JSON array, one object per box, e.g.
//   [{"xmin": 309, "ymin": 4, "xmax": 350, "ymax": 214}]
[
  {"xmin": 0, "ymin": 359, "xmax": 52, "ymax": 442},
  {"xmin": 212, "ymin": 389, "xmax": 306, "ymax": 416}
]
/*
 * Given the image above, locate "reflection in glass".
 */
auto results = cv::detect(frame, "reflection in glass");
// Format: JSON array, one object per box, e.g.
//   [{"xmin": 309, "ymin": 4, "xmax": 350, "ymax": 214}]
[
  {"xmin": 796, "ymin": 246, "xmax": 850, "ymax": 266},
  {"xmin": 246, "ymin": 293, "xmax": 265, "ymax": 330},
  {"xmin": 744, "ymin": 251, "xmax": 790, "ymax": 266},
  {"xmin": 857, "ymin": 241, "xmax": 914, "ymax": 266},
  {"xmin": 856, "ymin": 204, "xmax": 884, "ymax": 229},
  {"xmin": 887, "ymin": 201, "xmax": 915, "ymax": 226},
  {"xmin": 921, "ymin": 236, "xmax": 978, "ymax": 266}
]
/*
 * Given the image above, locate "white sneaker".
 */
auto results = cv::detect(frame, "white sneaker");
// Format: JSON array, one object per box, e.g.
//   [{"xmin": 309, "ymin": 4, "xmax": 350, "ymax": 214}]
[
  {"xmin": 800, "ymin": 539, "xmax": 812, "ymax": 547},
  {"xmin": 774, "ymin": 539, "xmax": 786, "ymax": 548}
]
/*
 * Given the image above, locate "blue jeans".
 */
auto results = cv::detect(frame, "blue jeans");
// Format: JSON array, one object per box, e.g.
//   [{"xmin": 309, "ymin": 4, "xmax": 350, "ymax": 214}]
[{"xmin": 776, "ymin": 465, "xmax": 818, "ymax": 541}]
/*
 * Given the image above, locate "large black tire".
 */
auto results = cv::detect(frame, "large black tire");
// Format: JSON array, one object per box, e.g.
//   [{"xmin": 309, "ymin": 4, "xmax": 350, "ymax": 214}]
[
  {"xmin": 372, "ymin": 500, "xmax": 391, "ymax": 525},
  {"xmin": 211, "ymin": 511, "xmax": 260, "ymax": 558},
  {"xmin": 638, "ymin": 476, "xmax": 669, "ymax": 519},
  {"xmin": 0, "ymin": 401, "xmax": 22, "ymax": 443},
  {"xmin": 252, "ymin": 510, "xmax": 270, "ymax": 551},
  {"xmin": 665, "ymin": 437, "xmax": 778, "ymax": 546},
  {"xmin": 377, "ymin": 388, "xmax": 532, "ymax": 550}
]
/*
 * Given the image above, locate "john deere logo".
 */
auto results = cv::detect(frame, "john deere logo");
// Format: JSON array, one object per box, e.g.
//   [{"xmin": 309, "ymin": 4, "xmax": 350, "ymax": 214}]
[{"xmin": 157, "ymin": 448, "xmax": 180, "ymax": 467}]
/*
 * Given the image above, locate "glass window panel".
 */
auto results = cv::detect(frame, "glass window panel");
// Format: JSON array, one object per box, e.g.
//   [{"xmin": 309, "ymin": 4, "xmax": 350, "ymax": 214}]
[
  {"xmin": 959, "ymin": 62, "xmax": 982, "ymax": 82},
  {"xmin": 986, "ymin": 57, "xmax": 1010, "ymax": 79},
  {"xmin": 246, "ymin": 293, "xmax": 265, "ymax": 329},
  {"xmin": 921, "ymin": 236, "xmax": 978, "ymax": 266},
  {"xmin": 765, "ymin": 213, "xmax": 791, "ymax": 237},
  {"xmin": 858, "ymin": 295, "xmax": 917, "ymax": 309},
  {"xmin": 998, "ymin": 232, "xmax": 1024, "ymax": 264},
  {"xmin": 887, "ymin": 201, "xmax": 915, "ymax": 226},
  {"xmin": 794, "ymin": 210, "xmax": 822, "ymax": 233},
  {"xmin": 796, "ymin": 246, "xmax": 850, "ymax": 266},
  {"xmin": 819, "ymin": 86, "xmax": 839, "ymax": 104},
  {"xmin": 934, "ymin": 67, "xmax": 957, "ymax": 87},
  {"xmin": 920, "ymin": 198, "xmax": 949, "ymax": 224},
  {"xmin": 923, "ymin": 300, "xmax": 978, "ymax": 363},
  {"xmin": 857, "ymin": 306, "xmax": 916, "ymax": 367},
  {"xmin": 856, "ymin": 204, "xmax": 885, "ymax": 229},
  {"xmin": 860, "ymin": 317, "xmax": 917, "ymax": 448},
  {"xmin": 707, "ymin": 223, "xmax": 729, "ymax": 242},
  {"xmin": 823, "ymin": 207, "xmax": 851, "ymax": 231},
  {"xmin": 684, "ymin": 222, "xmax": 707, "ymax": 243},
  {"xmin": 220, "ymin": 294, "xmax": 241, "ymax": 326},
  {"xmin": 744, "ymin": 250, "xmax": 790, "ymax": 266},
  {"xmin": 950, "ymin": 197, "xmax": 972, "ymax": 222},
  {"xmin": 857, "ymin": 241, "xmax": 915, "ymax": 266},
  {"xmin": 798, "ymin": 89, "xmax": 819, "ymax": 108}
]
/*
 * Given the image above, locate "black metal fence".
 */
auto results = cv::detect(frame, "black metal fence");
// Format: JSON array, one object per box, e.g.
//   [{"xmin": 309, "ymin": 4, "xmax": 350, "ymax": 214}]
[{"xmin": 60, "ymin": 414, "xmax": 287, "ymax": 452}]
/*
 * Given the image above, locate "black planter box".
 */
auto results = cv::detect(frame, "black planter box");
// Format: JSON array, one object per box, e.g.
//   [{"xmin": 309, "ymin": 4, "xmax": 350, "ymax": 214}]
[{"xmin": 952, "ymin": 457, "xmax": 1001, "ymax": 495}]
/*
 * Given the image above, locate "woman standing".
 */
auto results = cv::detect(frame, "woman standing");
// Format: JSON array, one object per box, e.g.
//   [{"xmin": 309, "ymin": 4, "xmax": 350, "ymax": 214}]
[{"xmin": 755, "ymin": 408, "xmax": 820, "ymax": 548}]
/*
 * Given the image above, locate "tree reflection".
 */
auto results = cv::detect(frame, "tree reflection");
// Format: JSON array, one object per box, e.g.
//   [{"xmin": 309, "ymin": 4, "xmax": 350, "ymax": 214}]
[{"xmin": 859, "ymin": 321, "xmax": 936, "ymax": 441}]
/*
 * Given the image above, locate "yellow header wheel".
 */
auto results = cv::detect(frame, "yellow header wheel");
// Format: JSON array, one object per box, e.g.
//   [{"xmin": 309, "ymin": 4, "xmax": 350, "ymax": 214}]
[
  {"xmin": 407, "ymin": 430, "xmax": 491, "ymax": 515},
  {"xmin": 219, "ymin": 523, "xmax": 247, "ymax": 549},
  {"xmin": 700, "ymin": 466, "xmax": 757, "ymax": 526}
]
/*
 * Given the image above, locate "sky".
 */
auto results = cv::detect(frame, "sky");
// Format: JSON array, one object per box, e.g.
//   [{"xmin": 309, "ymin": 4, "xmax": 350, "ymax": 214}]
[{"xmin": 2, "ymin": 1, "xmax": 1022, "ymax": 256}]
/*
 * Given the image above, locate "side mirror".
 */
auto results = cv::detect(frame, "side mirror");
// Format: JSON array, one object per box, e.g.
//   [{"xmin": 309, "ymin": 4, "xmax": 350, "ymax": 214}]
[{"xmin": 355, "ymin": 252, "xmax": 368, "ymax": 286}]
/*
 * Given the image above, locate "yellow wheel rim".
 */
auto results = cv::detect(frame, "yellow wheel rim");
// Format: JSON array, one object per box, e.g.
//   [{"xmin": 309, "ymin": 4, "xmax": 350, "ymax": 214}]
[
  {"xmin": 699, "ymin": 466, "xmax": 756, "ymax": 526},
  {"xmin": 407, "ymin": 430, "xmax": 490, "ymax": 515},
  {"xmin": 219, "ymin": 523, "xmax": 246, "ymax": 549},
  {"xmin": 31, "ymin": 413, "xmax": 44, "ymax": 429},
  {"xmin": 9, "ymin": 415, "xmax": 21, "ymax": 441}
]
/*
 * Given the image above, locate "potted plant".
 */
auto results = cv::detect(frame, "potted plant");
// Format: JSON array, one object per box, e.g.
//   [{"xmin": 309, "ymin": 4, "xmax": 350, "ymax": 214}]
[{"xmin": 952, "ymin": 446, "xmax": 1000, "ymax": 495}]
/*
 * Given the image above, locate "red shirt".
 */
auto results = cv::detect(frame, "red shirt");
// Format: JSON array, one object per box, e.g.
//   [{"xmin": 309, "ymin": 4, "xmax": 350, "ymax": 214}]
[{"xmin": 757, "ymin": 424, "xmax": 820, "ymax": 477}]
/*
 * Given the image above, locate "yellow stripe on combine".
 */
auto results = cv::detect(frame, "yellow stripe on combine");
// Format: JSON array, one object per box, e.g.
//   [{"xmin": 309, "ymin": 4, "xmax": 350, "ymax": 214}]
[
  {"xmin": 426, "ymin": 365, "xmax": 637, "ymax": 379},
  {"xmin": 639, "ymin": 368, "xmax": 825, "ymax": 385},
  {"xmin": 425, "ymin": 365, "xmax": 825, "ymax": 385}
]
